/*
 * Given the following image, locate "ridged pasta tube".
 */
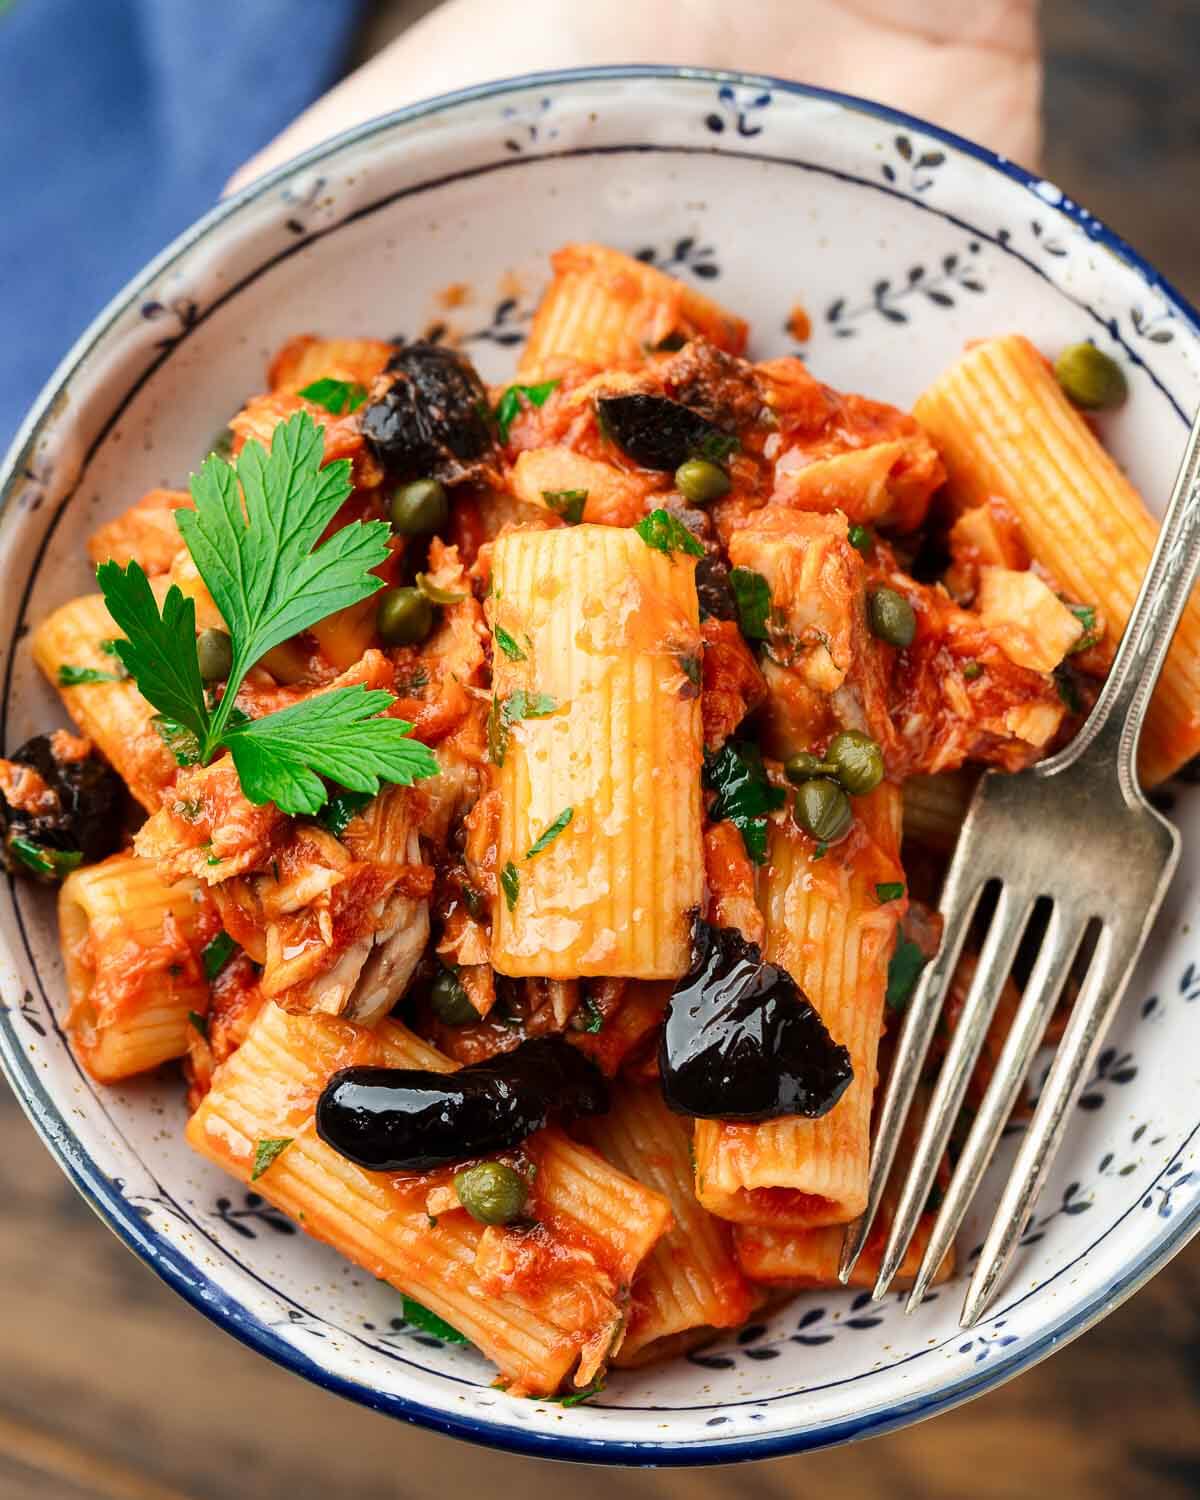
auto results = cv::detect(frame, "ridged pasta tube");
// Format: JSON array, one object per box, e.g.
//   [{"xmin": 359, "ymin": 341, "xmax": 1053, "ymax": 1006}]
[
  {"xmin": 488, "ymin": 525, "xmax": 704, "ymax": 979},
  {"xmin": 186, "ymin": 1003, "xmax": 670, "ymax": 1396},
  {"xmin": 518, "ymin": 243, "xmax": 748, "ymax": 379},
  {"xmin": 693, "ymin": 785, "xmax": 904, "ymax": 1227},
  {"xmin": 32, "ymin": 592, "xmax": 176, "ymax": 810},
  {"xmin": 61, "ymin": 851, "xmax": 215, "ymax": 1082},
  {"xmin": 914, "ymin": 334, "xmax": 1200, "ymax": 783}
]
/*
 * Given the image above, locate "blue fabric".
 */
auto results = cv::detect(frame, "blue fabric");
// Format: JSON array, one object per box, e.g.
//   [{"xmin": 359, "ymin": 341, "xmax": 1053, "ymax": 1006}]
[{"xmin": 0, "ymin": 0, "xmax": 364, "ymax": 452}]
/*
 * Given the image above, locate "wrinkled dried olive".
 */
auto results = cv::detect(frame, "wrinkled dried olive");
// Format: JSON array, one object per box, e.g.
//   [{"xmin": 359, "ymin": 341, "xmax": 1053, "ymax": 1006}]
[
  {"xmin": 315, "ymin": 1036, "xmax": 608, "ymax": 1172},
  {"xmin": 0, "ymin": 734, "xmax": 123, "ymax": 883},
  {"xmin": 694, "ymin": 552, "xmax": 736, "ymax": 621},
  {"xmin": 595, "ymin": 393, "xmax": 737, "ymax": 472},
  {"xmin": 362, "ymin": 343, "xmax": 496, "ymax": 485},
  {"xmin": 659, "ymin": 919, "xmax": 853, "ymax": 1122}
]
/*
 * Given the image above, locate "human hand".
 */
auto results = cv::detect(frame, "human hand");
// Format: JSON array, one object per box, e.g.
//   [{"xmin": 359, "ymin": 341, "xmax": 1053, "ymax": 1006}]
[{"xmin": 228, "ymin": 0, "xmax": 1040, "ymax": 193}]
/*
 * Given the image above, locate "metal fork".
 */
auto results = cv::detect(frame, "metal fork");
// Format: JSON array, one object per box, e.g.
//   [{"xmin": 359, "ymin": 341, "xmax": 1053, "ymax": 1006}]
[{"xmin": 839, "ymin": 403, "xmax": 1200, "ymax": 1327}]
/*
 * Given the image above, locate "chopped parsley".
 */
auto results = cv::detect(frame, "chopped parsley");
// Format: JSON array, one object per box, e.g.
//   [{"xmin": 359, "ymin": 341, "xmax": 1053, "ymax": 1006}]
[
  {"xmin": 250, "ymin": 1137, "xmax": 293, "ymax": 1181},
  {"xmin": 493, "ymin": 625, "xmax": 527, "ymax": 662},
  {"xmin": 401, "ymin": 1295, "xmax": 471, "ymax": 1345},
  {"xmin": 1067, "ymin": 602, "xmax": 1100, "ymax": 653},
  {"xmin": 546, "ymin": 1377, "xmax": 606, "ymax": 1407},
  {"xmin": 9, "ymin": 839, "xmax": 82, "ymax": 879},
  {"xmin": 394, "ymin": 667, "xmax": 430, "ymax": 695},
  {"xmin": 97, "ymin": 412, "xmax": 438, "ymax": 815},
  {"xmin": 297, "ymin": 377, "xmax": 368, "ymax": 415},
  {"xmin": 847, "ymin": 524, "xmax": 874, "ymax": 554},
  {"xmin": 494, "ymin": 380, "xmax": 559, "ymax": 443},
  {"xmin": 875, "ymin": 882, "xmax": 905, "ymax": 903},
  {"xmin": 1055, "ymin": 667, "xmax": 1083, "ymax": 715},
  {"xmin": 187, "ymin": 1009, "xmax": 209, "ymax": 1039},
  {"xmin": 886, "ymin": 937, "xmax": 927, "ymax": 1013},
  {"xmin": 810, "ymin": 841, "xmax": 828, "ymax": 863},
  {"xmin": 578, "ymin": 998, "xmax": 604, "ymax": 1034},
  {"xmin": 500, "ymin": 860, "xmax": 520, "ymax": 912},
  {"xmin": 201, "ymin": 931, "xmax": 238, "ymax": 982},
  {"xmin": 703, "ymin": 739, "xmax": 786, "ymax": 865},
  {"xmin": 526, "ymin": 806, "xmax": 573, "ymax": 859},
  {"xmin": 634, "ymin": 509, "xmax": 705, "ymax": 559},
  {"xmin": 695, "ymin": 431, "xmax": 739, "ymax": 463},
  {"xmin": 319, "ymin": 787, "xmax": 374, "ymax": 837},
  {"xmin": 962, "ymin": 661, "xmax": 983, "ymax": 681},
  {"xmin": 57, "ymin": 664, "xmax": 124, "ymax": 686},
  {"xmin": 488, "ymin": 690, "xmax": 557, "ymax": 767},
  {"xmin": 678, "ymin": 651, "xmax": 702, "ymax": 690},
  {"xmin": 729, "ymin": 566, "xmax": 771, "ymax": 641},
  {"xmin": 541, "ymin": 488, "xmax": 588, "ymax": 524}
]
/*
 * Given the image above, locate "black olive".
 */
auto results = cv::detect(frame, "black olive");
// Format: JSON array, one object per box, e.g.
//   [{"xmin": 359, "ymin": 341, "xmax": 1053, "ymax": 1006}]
[
  {"xmin": 0, "ymin": 734, "xmax": 123, "ymax": 883},
  {"xmin": 315, "ymin": 1036, "xmax": 608, "ymax": 1172},
  {"xmin": 596, "ymin": 394, "xmax": 737, "ymax": 473},
  {"xmin": 659, "ymin": 918, "xmax": 853, "ymax": 1123},
  {"xmin": 694, "ymin": 553, "xmax": 736, "ymax": 621},
  {"xmin": 361, "ymin": 342, "xmax": 497, "ymax": 486}
]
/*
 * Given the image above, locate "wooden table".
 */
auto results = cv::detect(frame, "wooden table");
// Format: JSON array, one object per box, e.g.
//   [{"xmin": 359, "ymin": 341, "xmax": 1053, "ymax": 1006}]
[{"xmin": 4, "ymin": 2, "xmax": 1200, "ymax": 1495}]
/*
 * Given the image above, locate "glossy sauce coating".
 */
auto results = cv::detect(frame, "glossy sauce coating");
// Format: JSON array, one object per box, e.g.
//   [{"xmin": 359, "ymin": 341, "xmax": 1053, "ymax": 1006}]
[
  {"xmin": 659, "ymin": 919, "xmax": 853, "ymax": 1122},
  {"xmin": 315, "ymin": 1036, "xmax": 609, "ymax": 1172}
]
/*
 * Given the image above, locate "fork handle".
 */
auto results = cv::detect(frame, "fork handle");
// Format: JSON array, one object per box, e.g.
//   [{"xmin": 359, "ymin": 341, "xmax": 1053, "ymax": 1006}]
[{"xmin": 1048, "ymin": 404, "xmax": 1200, "ymax": 797}]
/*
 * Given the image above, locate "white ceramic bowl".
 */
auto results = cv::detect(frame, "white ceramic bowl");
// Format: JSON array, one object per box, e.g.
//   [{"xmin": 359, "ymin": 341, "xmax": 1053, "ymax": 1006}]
[{"xmin": 3, "ymin": 68, "xmax": 1199, "ymax": 1465}]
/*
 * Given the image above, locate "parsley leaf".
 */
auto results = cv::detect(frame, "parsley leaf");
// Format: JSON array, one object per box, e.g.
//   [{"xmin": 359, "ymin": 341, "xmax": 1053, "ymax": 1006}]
[
  {"xmin": 201, "ymin": 931, "xmax": 238, "ymax": 981},
  {"xmin": 251, "ymin": 1137, "xmax": 293, "ymax": 1181},
  {"xmin": 500, "ymin": 860, "xmax": 520, "ymax": 911},
  {"xmin": 488, "ymin": 690, "xmax": 557, "ymax": 767},
  {"xmin": 729, "ymin": 566, "xmax": 771, "ymax": 641},
  {"xmin": 579, "ymin": 998, "xmax": 604, "ymax": 1034},
  {"xmin": 1067, "ymin": 602, "xmax": 1099, "ymax": 653},
  {"xmin": 847, "ymin": 523, "xmax": 874, "ymax": 554},
  {"xmin": 703, "ymin": 740, "xmax": 786, "ymax": 864},
  {"xmin": 319, "ymin": 787, "xmax": 375, "ymax": 837},
  {"xmin": 876, "ymin": 882, "xmax": 905, "ymax": 904},
  {"xmin": 886, "ymin": 937, "xmax": 927, "ymax": 1013},
  {"xmin": 962, "ymin": 660, "xmax": 983, "ymax": 682},
  {"xmin": 177, "ymin": 412, "xmax": 392, "ymax": 753},
  {"xmin": 97, "ymin": 561, "xmax": 209, "ymax": 748},
  {"xmin": 221, "ymin": 687, "xmax": 439, "ymax": 817},
  {"xmin": 494, "ymin": 380, "xmax": 559, "ymax": 443},
  {"xmin": 401, "ymin": 1296, "xmax": 471, "ymax": 1345},
  {"xmin": 298, "ymin": 377, "xmax": 368, "ymax": 415},
  {"xmin": 542, "ymin": 488, "xmax": 587, "ymax": 524},
  {"xmin": 494, "ymin": 625, "xmax": 526, "ymax": 662},
  {"xmin": 57, "ymin": 664, "xmax": 124, "ymax": 686},
  {"xmin": 634, "ymin": 509, "xmax": 705, "ymax": 559},
  {"xmin": 526, "ymin": 807, "xmax": 573, "ymax": 859},
  {"xmin": 546, "ymin": 1377, "xmax": 606, "ymax": 1407}
]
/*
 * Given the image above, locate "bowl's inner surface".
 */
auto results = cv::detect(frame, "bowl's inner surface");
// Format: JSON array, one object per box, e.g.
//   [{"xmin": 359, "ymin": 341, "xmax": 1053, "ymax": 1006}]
[{"xmin": 2, "ymin": 72, "xmax": 1199, "ymax": 1460}]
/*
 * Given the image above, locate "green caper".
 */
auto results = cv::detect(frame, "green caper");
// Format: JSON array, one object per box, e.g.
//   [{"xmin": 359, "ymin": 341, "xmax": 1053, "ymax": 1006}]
[
  {"xmin": 454, "ymin": 1161, "xmax": 528, "ymax": 1226},
  {"xmin": 389, "ymin": 478, "xmax": 450, "ymax": 535},
  {"xmin": 1053, "ymin": 342, "xmax": 1128, "ymax": 412},
  {"xmin": 868, "ymin": 587, "xmax": 916, "ymax": 648},
  {"xmin": 785, "ymin": 750, "xmax": 835, "ymax": 786},
  {"xmin": 674, "ymin": 458, "xmax": 731, "ymax": 505},
  {"xmin": 196, "ymin": 628, "xmax": 233, "ymax": 682},
  {"xmin": 825, "ymin": 729, "xmax": 885, "ymax": 796},
  {"xmin": 430, "ymin": 967, "xmax": 479, "ymax": 1026},
  {"xmin": 793, "ymin": 777, "xmax": 853, "ymax": 844},
  {"xmin": 376, "ymin": 586, "xmax": 434, "ymax": 645}
]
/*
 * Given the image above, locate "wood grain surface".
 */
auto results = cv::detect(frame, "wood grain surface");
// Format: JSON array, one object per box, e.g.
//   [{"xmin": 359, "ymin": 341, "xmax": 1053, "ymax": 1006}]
[{"xmin": 3, "ymin": 2, "xmax": 1199, "ymax": 1496}]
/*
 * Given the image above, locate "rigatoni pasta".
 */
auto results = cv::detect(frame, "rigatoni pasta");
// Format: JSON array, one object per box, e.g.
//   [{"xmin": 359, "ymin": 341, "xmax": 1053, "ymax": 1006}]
[
  {"xmin": 914, "ymin": 333, "xmax": 1200, "ymax": 783},
  {"xmin": 488, "ymin": 524, "xmax": 704, "ymax": 979},
  {"xmin": 16, "ymin": 243, "xmax": 1172, "ymax": 1399},
  {"xmin": 61, "ymin": 851, "xmax": 216, "ymax": 1081}
]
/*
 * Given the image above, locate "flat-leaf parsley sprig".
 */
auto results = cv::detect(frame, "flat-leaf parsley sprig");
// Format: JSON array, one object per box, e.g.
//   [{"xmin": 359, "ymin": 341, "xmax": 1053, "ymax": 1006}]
[{"xmin": 97, "ymin": 411, "xmax": 439, "ymax": 815}]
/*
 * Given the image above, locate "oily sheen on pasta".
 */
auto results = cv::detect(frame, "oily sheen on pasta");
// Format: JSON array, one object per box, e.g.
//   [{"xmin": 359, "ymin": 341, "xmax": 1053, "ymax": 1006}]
[{"xmin": 4, "ymin": 240, "xmax": 1178, "ymax": 1399}]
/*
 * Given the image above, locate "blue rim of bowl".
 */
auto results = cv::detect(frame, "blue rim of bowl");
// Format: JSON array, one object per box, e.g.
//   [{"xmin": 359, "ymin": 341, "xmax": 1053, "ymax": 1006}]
[{"xmin": 2, "ymin": 65, "xmax": 1199, "ymax": 1465}]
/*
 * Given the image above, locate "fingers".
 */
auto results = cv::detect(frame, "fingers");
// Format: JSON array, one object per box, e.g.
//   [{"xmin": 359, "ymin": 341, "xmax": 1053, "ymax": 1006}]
[{"xmin": 226, "ymin": 0, "xmax": 1041, "ymax": 196}]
